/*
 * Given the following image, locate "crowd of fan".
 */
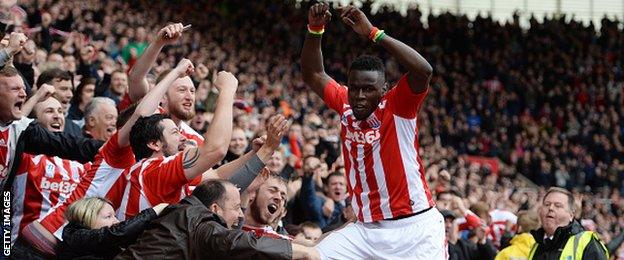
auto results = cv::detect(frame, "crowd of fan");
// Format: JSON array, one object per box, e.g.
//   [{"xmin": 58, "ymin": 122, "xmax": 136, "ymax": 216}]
[{"xmin": 1, "ymin": 0, "xmax": 623, "ymax": 259}]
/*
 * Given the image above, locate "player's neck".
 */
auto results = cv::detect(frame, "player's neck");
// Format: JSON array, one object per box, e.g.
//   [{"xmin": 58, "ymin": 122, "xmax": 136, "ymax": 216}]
[
  {"xmin": 243, "ymin": 215, "xmax": 269, "ymax": 229},
  {"xmin": 147, "ymin": 151, "xmax": 165, "ymax": 160},
  {"xmin": 171, "ymin": 115, "xmax": 182, "ymax": 126}
]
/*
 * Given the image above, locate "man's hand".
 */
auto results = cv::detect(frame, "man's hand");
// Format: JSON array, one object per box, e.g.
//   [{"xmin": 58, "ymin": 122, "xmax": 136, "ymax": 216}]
[
  {"xmin": 308, "ymin": 3, "xmax": 331, "ymax": 27},
  {"xmin": 251, "ymin": 136, "xmax": 266, "ymax": 152},
  {"xmin": 34, "ymin": 84, "xmax": 55, "ymax": 102},
  {"xmin": 322, "ymin": 198, "xmax": 335, "ymax": 217},
  {"xmin": 213, "ymin": 71, "xmax": 238, "ymax": 93},
  {"xmin": 336, "ymin": 6, "xmax": 373, "ymax": 38},
  {"xmin": 7, "ymin": 32, "xmax": 27, "ymax": 56},
  {"xmin": 79, "ymin": 45, "xmax": 96, "ymax": 63},
  {"xmin": 174, "ymin": 58, "xmax": 194, "ymax": 78},
  {"xmin": 303, "ymin": 156, "xmax": 321, "ymax": 177},
  {"xmin": 156, "ymin": 23, "xmax": 186, "ymax": 45},
  {"xmin": 264, "ymin": 115, "xmax": 289, "ymax": 151},
  {"xmin": 451, "ymin": 195, "xmax": 468, "ymax": 215},
  {"xmin": 101, "ymin": 58, "xmax": 116, "ymax": 74}
]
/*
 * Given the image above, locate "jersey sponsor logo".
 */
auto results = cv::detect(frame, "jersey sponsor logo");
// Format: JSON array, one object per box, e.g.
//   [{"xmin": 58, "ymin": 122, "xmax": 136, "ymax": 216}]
[
  {"xmin": 0, "ymin": 139, "xmax": 6, "ymax": 147},
  {"xmin": 366, "ymin": 114, "xmax": 381, "ymax": 130},
  {"xmin": 40, "ymin": 177, "xmax": 78, "ymax": 194},
  {"xmin": 45, "ymin": 162, "xmax": 55, "ymax": 176},
  {"xmin": 345, "ymin": 128, "xmax": 380, "ymax": 144}
]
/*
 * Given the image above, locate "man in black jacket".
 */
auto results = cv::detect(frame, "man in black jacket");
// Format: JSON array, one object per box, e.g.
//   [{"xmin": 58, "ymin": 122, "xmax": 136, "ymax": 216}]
[
  {"xmin": 528, "ymin": 187, "xmax": 608, "ymax": 259},
  {"xmin": 117, "ymin": 180, "xmax": 319, "ymax": 260}
]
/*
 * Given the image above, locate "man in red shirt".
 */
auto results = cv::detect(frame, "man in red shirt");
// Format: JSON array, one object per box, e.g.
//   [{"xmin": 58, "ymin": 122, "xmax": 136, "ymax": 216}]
[
  {"xmin": 12, "ymin": 97, "xmax": 88, "ymax": 245},
  {"xmin": 300, "ymin": 4, "xmax": 444, "ymax": 259},
  {"xmin": 123, "ymin": 23, "xmax": 205, "ymax": 146}
]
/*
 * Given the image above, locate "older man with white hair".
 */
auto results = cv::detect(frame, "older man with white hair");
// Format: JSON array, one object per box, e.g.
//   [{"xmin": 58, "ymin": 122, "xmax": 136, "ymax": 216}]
[{"xmin": 82, "ymin": 97, "xmax": 118, "ymax": 141}]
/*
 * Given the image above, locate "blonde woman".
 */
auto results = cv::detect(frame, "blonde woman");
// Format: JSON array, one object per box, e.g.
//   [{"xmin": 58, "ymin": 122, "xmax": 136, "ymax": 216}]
[{"xmin": 57, "ymin": 197, "xmax": 168, "ymax": 259}]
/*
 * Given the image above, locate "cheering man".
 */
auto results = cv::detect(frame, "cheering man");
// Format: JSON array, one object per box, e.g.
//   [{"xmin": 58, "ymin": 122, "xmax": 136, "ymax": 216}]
[{"xmin": 300, "ymin": 4, "xmax": 444, "ymax": 259}]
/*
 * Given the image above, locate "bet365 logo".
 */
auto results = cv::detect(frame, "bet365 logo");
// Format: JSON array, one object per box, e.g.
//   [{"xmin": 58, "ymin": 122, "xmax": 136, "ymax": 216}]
[{"xmin": 40, "ymin": 177, "xmax": 78, "ymax": 194}]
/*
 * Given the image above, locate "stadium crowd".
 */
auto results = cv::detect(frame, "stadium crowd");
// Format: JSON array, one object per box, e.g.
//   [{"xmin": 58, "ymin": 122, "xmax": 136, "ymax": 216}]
[{"xmin": 0, "ymin": 0, "xmax": 622, "ymax": 259}]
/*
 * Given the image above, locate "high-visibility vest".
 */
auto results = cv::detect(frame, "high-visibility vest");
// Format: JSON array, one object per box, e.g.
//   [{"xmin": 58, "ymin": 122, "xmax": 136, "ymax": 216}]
[{"xmin": 527, "ymin": 231, "xmax": 609, "ymax": 260}]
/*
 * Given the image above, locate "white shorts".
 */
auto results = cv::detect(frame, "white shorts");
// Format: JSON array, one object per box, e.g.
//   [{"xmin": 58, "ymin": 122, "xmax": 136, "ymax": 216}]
[{"xmin": 316, "ymin": 207, "xmax": 447, "ymax": 260}]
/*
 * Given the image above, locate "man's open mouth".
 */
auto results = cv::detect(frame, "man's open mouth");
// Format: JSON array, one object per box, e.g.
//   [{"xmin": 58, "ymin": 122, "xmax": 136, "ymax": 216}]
[
  {"xmin": 267, "ymin": 203, "xmax": 278, "ymax": 214},
  {"xmin": 50, "ymin": 122, "xmax": 62, "ymax": 130}
]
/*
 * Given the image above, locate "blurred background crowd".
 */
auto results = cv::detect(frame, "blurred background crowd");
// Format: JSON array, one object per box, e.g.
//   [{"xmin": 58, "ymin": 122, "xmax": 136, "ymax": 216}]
[{"xmin": 1, "ymin": 0, "xmax": 623, "ymax": 258}]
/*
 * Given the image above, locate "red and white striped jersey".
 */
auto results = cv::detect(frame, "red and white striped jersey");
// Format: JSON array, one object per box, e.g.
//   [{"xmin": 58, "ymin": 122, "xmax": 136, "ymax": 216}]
[
  {"xmin": 456, "ymin": 209, "xmax": 517, "ymax": 248},
  {"xmin": 117, "ymin": 152, "xmax": 193, "ymax": 220},
  {"xmin": 323, "ymin": 74, "xmax": 433, "ymax": 223},
  {"xmin": 0, "ymin": 117, "xmax": 33, "ymax": 184},
  {"xmin": 38, "ymin": 133, "xmax": 135, "ymax": 238},
  {"xmin": 11, "ymin": 154, "xmax": 88, "ymax": 243},
  {"xmin": 156, "ymin": 106, "xmax": 205, "ymax": 147},
  {"xmin": 489, "ymin": 209, "xmax": 517, "ymax": 247},
  {"xmin": 242, "ymin": 226, "xmax": 293, "ymax": 241},
  {"xmin": 180, "ymin": 121, "xmax": 204, "ymax": 147}
]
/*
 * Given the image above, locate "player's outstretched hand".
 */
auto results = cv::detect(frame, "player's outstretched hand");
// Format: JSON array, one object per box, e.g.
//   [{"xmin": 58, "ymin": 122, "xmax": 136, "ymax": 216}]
[
  {"xmin": 336, "ymin": 6, "xmax": 373, "ymax": 38},
  {"xmin": 308, "ymin": 3, "xmax": 331, "ymax": 27}
]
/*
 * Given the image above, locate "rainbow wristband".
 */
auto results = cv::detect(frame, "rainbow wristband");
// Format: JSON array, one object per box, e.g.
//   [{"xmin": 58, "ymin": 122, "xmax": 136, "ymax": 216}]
[
  {"xmin": 373, "ymin": 30, "xmax": 386, "ymax": 43},
  {"xmin": 307, "ymin": 24, "xmax": 325, "ymax": 36},
  {"xmin": 368, "ymin": 27, "xmax": 379, "ymax": 40}
]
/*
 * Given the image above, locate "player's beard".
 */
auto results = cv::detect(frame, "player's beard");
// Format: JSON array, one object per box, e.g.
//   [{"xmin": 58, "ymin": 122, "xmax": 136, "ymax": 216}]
[
  {"xmin": 249, "ymin": 196, "xmax": 271, "ymax": 226},
  {"xmin": 169, "ymin": 103, "xmax": 195, "ymax": 121}
]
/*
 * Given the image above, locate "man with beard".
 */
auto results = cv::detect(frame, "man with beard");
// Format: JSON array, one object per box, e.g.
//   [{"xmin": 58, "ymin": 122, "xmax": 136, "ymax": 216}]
[
  {"xmin": 118, "ymin": 180, "xmax": 319, "ymax": 259},
  {"xmin": 242, "ymin": 173, "xmax": 293, "ymax": 240},
  {"xmin": 35, "ymin": 68, "xmax": 83, "ymax": 137},
  {"xmin": 20, "ymin": 60, "xmax": 198, "ymax": 256},
  {"xmin": 10, "ymin": 96, "xmax": 101, "ymax": 258},
  {"xmin": 126, "ymin": 23, "xmax": 205, "ymax": 146}
]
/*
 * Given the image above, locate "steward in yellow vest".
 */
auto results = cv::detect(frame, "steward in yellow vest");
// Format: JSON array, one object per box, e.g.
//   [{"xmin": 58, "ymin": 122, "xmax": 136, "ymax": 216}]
[{"xmin": 528, "ymin": 220, "xmax": 608, "ymax": 260}]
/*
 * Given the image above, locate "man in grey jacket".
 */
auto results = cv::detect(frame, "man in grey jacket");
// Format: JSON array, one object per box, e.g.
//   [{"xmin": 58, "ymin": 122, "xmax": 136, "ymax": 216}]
[{"xmin": 116, "ymin": 180, "xmax": 319, "ymax": 260}]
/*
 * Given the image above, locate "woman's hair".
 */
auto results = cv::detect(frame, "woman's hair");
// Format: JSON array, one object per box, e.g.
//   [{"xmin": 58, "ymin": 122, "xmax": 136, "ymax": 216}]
[
  {"xmin": 65, "ymin": 197, "xmax": 113, "ymax": 228},
  {"xmin": 71, "ymin": 77, "xmax": 97, "ymax": 106}
]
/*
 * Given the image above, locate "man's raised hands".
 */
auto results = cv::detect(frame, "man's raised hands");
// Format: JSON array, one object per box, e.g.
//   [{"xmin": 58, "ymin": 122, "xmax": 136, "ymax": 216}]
[
  {"xmin": 308, "ymin": 3, "xmax": 331, "ymax": 28},
  {"xmin": 336, "ymin": 6, "xmax": 373, "ymax": 38},
  {"xmin": 156, "ymin": 23, "xmax": 189, "ymax": 45}
]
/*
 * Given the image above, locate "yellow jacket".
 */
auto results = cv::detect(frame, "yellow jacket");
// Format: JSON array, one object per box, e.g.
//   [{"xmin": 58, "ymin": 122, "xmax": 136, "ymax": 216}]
[{"xmin": 495, "ymin": 232, "xmax": 536, "ymax": 260}]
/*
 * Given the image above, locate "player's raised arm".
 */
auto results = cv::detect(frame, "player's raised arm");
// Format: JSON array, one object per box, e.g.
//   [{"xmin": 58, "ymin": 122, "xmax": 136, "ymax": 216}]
[
  {"xmin": 301, "ymin": 3, "xmax": 334, "ymax": 98},
  {"xmin": 338, "ymin": 6, "xmax": 433, "ymax": 94},
  {"xmin": 181, "ymin": 71, "xmax": 237, "ymax": 180},
  {"xmin": 127, "ymin": 23, "xmax": 187, "ymax": 101}
]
